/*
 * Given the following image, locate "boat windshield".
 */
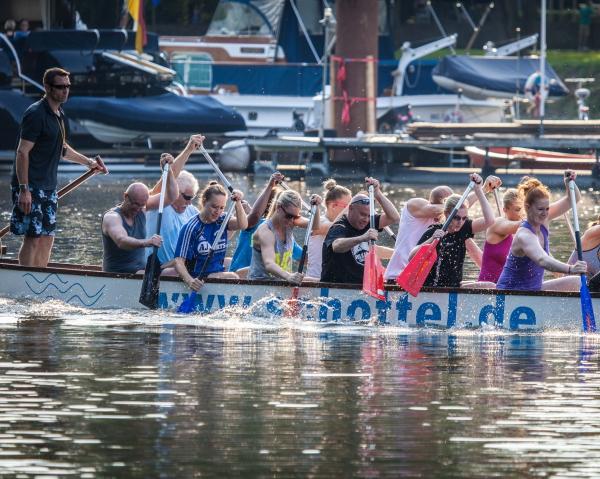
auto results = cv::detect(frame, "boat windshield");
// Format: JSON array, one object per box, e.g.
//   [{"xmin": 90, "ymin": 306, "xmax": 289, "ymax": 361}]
[{"xmin": 206, "ymin": 0, "xmax": 285, "ymax": 38}]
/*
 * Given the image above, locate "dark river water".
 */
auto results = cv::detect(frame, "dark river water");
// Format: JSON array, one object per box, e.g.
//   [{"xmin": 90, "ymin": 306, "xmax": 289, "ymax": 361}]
[{"xmin": 1, "ymin": 173, "xmax": 600, "ymax": 477}]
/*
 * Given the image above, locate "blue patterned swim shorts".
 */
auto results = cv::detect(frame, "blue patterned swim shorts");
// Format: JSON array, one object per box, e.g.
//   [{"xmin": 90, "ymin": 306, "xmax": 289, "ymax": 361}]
[{"xmin": 10, "ymin": 187, "xmax": 58, "ymax": 237}]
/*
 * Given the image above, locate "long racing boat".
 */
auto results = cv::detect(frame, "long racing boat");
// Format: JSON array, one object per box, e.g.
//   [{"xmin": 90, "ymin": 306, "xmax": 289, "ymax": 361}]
[{"xmin": 0, "ymin": 260, "xmax": 590, "ymax": 332}]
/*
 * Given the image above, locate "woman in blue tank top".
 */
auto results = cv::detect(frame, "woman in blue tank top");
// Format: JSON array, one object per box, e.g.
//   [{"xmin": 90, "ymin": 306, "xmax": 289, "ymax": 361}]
[
  {"xmin": 173, "ymin": 181, "xmax": 248, "ymax": 291},
  {"xmin": 496, "ymin": 172, "xmax": 587, "ymax": 291}
]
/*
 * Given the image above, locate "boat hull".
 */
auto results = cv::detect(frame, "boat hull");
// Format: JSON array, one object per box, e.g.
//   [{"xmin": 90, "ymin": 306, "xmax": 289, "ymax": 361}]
[
  {"xmin": 0, "ymin": 261, "xmax": 589, "ymax": 331},
  {"xmin": 466, "ymin": 146, "xmax": 597, "ymax": 170}
]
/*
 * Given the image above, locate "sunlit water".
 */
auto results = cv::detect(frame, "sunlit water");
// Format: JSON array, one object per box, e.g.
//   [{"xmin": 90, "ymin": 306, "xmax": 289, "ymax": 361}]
[{"xmin": 1, "ymin": 174, "xmax": 600, "ymax": 477}]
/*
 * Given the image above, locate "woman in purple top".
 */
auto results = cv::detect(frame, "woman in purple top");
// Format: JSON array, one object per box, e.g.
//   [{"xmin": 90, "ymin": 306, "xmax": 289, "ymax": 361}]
[
  {"xmin": 496, "ymin": 172, "xmax": 587, "ymax": 291},
  {"xmin": 478, "ymin": 188, "xmax": 524, "ymax": 283}
]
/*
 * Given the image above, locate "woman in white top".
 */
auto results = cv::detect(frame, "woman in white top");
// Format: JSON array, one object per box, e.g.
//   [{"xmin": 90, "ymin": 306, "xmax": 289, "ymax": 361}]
[{"xmin": 306, "ymin": 179, "xmax": 352, "ymax": 279}]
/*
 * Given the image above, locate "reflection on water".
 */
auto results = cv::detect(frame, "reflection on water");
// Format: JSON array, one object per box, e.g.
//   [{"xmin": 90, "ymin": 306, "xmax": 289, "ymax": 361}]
[
  {"xmin": 3, "ymin": 174, "xmax": 600, "ymax": 476},
  {"xmin": 0, "ymin": 308, "xmax": 597, "ymax": 477}
]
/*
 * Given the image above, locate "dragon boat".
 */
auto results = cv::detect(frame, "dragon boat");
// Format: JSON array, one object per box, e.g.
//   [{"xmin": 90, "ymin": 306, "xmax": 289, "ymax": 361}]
[{"xmin": 0, "ymin": 260, "xmax": 591, "ymax": 331}]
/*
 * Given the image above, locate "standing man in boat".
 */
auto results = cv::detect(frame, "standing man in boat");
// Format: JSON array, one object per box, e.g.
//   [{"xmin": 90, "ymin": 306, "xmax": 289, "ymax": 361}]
[
  {"xmin": 102, "ymin": 154, "xmax": 178, "ymax": 274},
  {"xmin": 321, "ymin": 177, "xmax": 400, "ymax": 284},
  {"xmin": 11, "ymin": 67, "xmax": 108, "ymax": 267}
]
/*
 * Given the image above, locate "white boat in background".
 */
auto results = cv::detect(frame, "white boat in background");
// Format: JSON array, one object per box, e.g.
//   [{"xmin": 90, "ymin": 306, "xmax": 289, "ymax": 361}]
[
  {"xmin": 0, "ymin": 260, "xmax": 590, "ymax": 332},
  {"xmin": 159, "ymin": 0, "xmax": 509, "ymax": 136}
]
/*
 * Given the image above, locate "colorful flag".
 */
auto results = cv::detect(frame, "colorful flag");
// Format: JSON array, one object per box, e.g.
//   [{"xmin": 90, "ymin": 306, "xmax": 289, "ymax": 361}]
[{"xmin": 128, "ymin": 0, "xmax": 147, "ymax": 53}]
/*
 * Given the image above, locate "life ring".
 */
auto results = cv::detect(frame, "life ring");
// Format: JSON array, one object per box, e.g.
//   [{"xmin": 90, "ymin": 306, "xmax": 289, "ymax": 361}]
[{"xmin": 524, "ymin": 72, "xmax": 549, "ymax": 102}]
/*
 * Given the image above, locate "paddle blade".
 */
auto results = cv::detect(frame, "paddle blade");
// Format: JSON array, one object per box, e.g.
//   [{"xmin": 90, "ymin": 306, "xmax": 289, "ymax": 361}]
[
  {"xmin": 362, "ymin": 250, "xmax": 385, "ymax": 301},
  {"xmin": 396, "ymin": 241, "xmax": 438, "ymax": 297},
  {"xmin": 177, "ymin": 292, "xmax": 197, "ymax": 314},
  {"xmin": 580, "ymin": 275, "xmax": 597, "ymax": 333},
  {"xmin": 285, "ymin": 287, "xmax": 301, "ymax": 317},
  {"xmin": 139, "ymin": 252, "xmax": 162, "ymax": 309}
]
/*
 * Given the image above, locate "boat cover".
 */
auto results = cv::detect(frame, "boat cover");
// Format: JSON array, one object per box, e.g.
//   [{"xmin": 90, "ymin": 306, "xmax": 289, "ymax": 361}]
[
  {"xmin": 432, "ymin": 56, "xmax": 569, "ymax": 97},
  {"xmin": 63, "ymin": 92, "xmax": 246, "ymax": 133},
  {"xmin": 0, "ymin": 90, "xmax": 34, "ymax": 149}
]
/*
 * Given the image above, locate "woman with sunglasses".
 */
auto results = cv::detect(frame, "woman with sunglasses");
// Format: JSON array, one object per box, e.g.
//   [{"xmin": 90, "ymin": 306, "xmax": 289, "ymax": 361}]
[
  {"xmin": 496, "ymin": 172, "xmax": 587, "ymax": 292},
  {"xmin": 409, "ymin": 173, "xmax": 495, "ymax": 288},
  {"xmin": 248, "ymin": 190, "xmax": 322, "ymax": 283},
  {"xmin": 173, "ymin": 181, "xmax": 247, "ymax": 291},
  {"xmin": 305, "ymin": 179, "xmax": 352, "ymax": 280}
]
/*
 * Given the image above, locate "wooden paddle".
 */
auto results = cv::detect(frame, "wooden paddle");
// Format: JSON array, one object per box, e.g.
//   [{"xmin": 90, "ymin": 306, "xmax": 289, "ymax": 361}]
[
  {"xmin": 569, "ymin": 179, "xmax": 597, "ymax": 333},
  {"xmin": 177, "ymin": 201, "xmax": 236, "ymax": 314},
  {"xmin": 0, "ymin": 167, "xmax": 98, "ymax": 241},
  {"xmin": 139, "ymin": 163, "xmax": 170, "ymax": 309},
  {"xmin": 285, "ymin": 202, "xmax": 317, "ymax": 317},
  {"xmin": 363, "ymin": 185, "xmax": 385, "ymax": 300},
  {"xmin": 396, "ymin": 180, "xmax": 476, "ymax": 297}
]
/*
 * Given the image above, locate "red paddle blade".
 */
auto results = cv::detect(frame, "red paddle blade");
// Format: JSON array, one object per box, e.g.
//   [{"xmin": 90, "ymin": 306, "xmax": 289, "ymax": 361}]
[
  {"xmin": 396, "ymin": 240, "xmax": 439, "ymax": 297},
  {"xmin": 285, "ymin": 287, "xmax": 301, "ymax": 317},
  {"xmin": 362, "ymin": 250, "xmax": 386, "ymax": 301}
]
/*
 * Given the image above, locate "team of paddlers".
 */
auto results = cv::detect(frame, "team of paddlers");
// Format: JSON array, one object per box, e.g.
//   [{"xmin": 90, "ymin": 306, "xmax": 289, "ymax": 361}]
[{"xmin": 5, "ymin": 68, "xmax": 597, "ymax": 295}]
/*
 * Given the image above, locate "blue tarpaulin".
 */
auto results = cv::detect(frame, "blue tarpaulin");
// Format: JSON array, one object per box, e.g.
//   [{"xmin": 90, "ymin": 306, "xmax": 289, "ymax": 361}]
[
  {"xmin": 432, "ymin": 56, "xmax": 569, "ymax": 97},
  {"xmin": 64, "ymin": 93, "xmax": 245, "ymax": 133}
]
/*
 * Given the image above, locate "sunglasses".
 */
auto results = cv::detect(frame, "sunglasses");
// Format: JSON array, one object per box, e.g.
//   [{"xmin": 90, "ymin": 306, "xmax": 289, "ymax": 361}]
[
  {"xmin": 50, "ymin": 84, "xmax": 71, "ymax": 90},
  {"xmin": 452, "ymin": 215, "xmax": 469, "ymax": 222},
  {"xmin": 280, "ymin": 205, "xmax": 300, "ymax": 220},
  {"xmin": 350, "ymin": 198, "xmax": 370, "ymax": 206},
  {"xmin": 181, "ymin": 192, "xmax": 196, "ymax": 201}
]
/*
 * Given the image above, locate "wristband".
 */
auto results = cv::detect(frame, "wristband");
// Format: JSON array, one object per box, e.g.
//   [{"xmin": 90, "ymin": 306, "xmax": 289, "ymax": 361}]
[
  {"xmin": 568, "ymin": 265, "xmax": 572, "ymax": 274},
  {"xmin": 18, "ymin": 184, "xmax": 28, "ymax": 192}
]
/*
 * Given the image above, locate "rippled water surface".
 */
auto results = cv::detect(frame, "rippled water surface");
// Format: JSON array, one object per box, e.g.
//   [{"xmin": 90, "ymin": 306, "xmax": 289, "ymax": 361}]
[{"xmin": 2, "ymin": 174, "xmax": 600, "ymax": 477}]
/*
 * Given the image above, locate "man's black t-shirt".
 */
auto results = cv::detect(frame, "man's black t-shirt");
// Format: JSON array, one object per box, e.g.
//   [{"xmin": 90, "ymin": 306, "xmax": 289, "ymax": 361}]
[
  {"xmin": 416, "ymin": 219, "xmax": 474, "ymax": 288},
  {"xmin": 321, "ymin": 214, "xmax": 381, "ymax": 284},
  {"xmin": 11, "ymin": 98, "xmax": 69, "ymax": 190}
]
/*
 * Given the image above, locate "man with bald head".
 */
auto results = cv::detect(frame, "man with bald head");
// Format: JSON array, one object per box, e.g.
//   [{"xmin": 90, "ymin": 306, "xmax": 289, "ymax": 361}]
[
  {"xmin": 384, "ymin": 176, "xmax": 501, "ymax": 282},
  {"xmin": 321, "ymin": 177, "xmax": 400, "ymax": 284},
  {"xmin": 101, "ymin": 154, "xmax": 178, "ymax": 273}
]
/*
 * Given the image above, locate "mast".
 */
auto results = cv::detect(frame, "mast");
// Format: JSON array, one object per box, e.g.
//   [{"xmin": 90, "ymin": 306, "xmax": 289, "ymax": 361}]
[{"xmin": 539, "ymin": 0, "xmax": 546, "ymax": 135}]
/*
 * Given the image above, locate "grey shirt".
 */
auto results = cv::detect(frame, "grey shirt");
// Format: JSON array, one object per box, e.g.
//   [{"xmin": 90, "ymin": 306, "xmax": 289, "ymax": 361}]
[{"xmin": 102, "ymin": 207, "xmax": 147, "ymax": 274}]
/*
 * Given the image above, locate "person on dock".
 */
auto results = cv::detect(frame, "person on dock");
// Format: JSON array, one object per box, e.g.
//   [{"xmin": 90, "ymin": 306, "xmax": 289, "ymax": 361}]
[
  {"xmin": 173, "ymin": 181, "xmax": 248, "ymax": 291},
  {"xmin": 321, "ymin": 177, "xmax": 399, "ymax": 285},
  {"xmin": 101, "ymin": 154, "xmax": 177, "ymax": 274},
  {"xmin": 145, "ymin": 134, "xmax": 205, "ymax": 266},
  {"xmin": 305, "ymin": 179, "xmax": 352, "ymax": 280},
  {"xmin": 409, "ymin": 173, "xmax": 495, "ymax": 289},
  {"xmin": 496, "ymin": 172, "xmax": 587, "ymax": 292},
  {"xmin": 248, "ymin": 190, "xmax": 321, "ymax": 284},
  {"xmin": 11, "ymin": 67, "xmax": 108, "ymax": 268},
  {"xmin": 384, "ymin": 176, "xmax": 500, "ymax": 283},
  {"xmin": 477, "ymin": 188, "xmax": 524, "ymax": 284}
]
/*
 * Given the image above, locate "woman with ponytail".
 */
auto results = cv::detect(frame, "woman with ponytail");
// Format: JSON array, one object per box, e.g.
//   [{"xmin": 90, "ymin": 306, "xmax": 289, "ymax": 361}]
[
  {"xmin": 477, "ymin": 188, "xmax": 524, "ymax": 283},
  {"xmin": 305, "ymin": 179, "xmax": 352, "ymax": 279},
  {"xmin": 173, "ymin": 181, "xmax": 248, "ymax": 291},
  {"xmin": 496, "ymin": 171, "xmax": 587, "ymax": 291}
]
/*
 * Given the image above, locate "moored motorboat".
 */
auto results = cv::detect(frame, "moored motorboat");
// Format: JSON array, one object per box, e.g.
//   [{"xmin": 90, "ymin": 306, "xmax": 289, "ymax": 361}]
[
  {"xmin": 0, "ymin": 260, "xmax": 589, "ymax": 331},
  {"xmin": 466, "ymin": 145, "xmax": 598, "ymax": 170}
]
